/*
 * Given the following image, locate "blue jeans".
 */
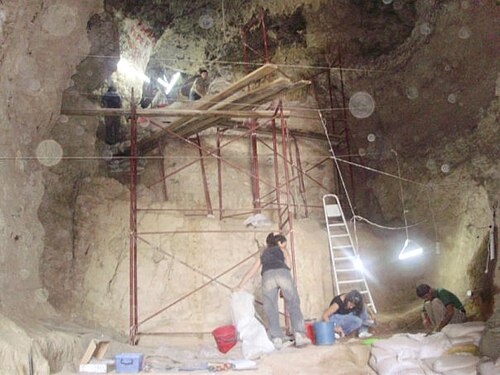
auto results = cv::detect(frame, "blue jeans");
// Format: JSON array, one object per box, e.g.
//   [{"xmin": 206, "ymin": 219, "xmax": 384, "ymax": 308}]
[
  {"xmin": 262, "ymin": 268, "xmax": 306, "ymax": 339},
  {"xmin": 328, "ymin": 305, "xmax": 368, "ymax": 336}
]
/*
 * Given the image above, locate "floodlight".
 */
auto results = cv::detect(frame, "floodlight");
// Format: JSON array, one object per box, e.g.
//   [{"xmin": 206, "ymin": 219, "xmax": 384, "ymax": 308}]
[
  {"xmin": 157, "ymin": 72, "xmax": 181, "ymax": 95},
  {"xmin": 398, "ymin": 239, "xmax": 423, "ymax": 260},
  {"xmin": 393, "ymin": 149, "xmax": 424, "ymax": 261},
  {"xmin": 117, "ymin": 58, "xmax": 150, "ymax": 83}
]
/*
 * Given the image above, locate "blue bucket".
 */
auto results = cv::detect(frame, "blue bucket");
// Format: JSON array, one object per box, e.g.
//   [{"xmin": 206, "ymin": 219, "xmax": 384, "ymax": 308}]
[{"xmin": 313, "ymin": 321, "xmax": 336, "ymax": 345}]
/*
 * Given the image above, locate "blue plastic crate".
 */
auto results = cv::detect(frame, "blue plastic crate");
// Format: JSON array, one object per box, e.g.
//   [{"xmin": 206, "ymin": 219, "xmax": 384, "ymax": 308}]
[{"xmin": 114, "ymin": 353, "xmax": 144, "ymax": 373}]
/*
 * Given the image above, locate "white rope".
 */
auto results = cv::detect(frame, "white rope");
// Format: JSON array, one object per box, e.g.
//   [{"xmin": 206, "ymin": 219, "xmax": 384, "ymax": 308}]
[
  {"xmin": 393, "ymin": 149, "xmax": 410, "ymax": 242},
  {"xmin": 353, "ymin": 215, "xmax": 426, "ymax": 230},
  {"xmin": 426, "ymin": 186, "xmax": 441, "ymax": 254},
  {"xmin": 317, "ymin": 110, "xmax": 359, "ymax": 250}
]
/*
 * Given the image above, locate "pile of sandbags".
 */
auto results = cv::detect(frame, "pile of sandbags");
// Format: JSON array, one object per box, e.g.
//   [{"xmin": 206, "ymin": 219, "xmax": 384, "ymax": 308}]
[{"xmin": 369, "ymin": 322, "xmax": 500, "ymax": 374}]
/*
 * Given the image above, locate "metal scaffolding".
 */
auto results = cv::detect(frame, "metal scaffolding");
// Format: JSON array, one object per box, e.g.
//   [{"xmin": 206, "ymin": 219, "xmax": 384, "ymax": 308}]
[{"xmin": 126, "ymin": 94, "xmax": 335, "ymax": 343}]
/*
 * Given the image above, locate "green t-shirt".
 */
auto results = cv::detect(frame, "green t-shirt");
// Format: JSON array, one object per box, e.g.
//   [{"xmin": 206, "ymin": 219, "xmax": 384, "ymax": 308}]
[{"xmin": 435, "ymin": 288, "xmax": 464, "ymax": 311}]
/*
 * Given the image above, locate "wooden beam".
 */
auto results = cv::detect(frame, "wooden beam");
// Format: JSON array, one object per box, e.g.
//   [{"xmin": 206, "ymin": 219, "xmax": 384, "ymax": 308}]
[
  {"xmin": 193, "ymin": 63, "xmax": 278, "ymax": 110},
  {"xmin": 176, "ymin": 79, "xmax": 293, "ymax": 137},
  {"xmin": 61, "ymin": 107, "xmax": 289, "ymax": 119},
  {"xmin": 176, "ymin": 80, "xmax": 311, "ymax": 138},
  {"xmin": 173, "ymin": 78, "xmax": 290, "ymax": 130},
  {"xmin": 134, "ymin": 78, "xmax": 292, "ymax": 155},
  {"xmin": 128, "ymin": 65, "xmax": 279, "ymax": 150},
  {"xmin": 218, "ymin": 121, "xmax": 342, "ymax": 143}
]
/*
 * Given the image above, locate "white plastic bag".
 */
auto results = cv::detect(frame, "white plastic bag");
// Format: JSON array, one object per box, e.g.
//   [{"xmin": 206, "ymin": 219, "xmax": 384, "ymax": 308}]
[
  {"xmin": 243, "ymin": 213, "xmax": 273, "ymax": 228},
  {"xmin": 230, "ymin": 291, "xmax": 274, "ymax": 359}
]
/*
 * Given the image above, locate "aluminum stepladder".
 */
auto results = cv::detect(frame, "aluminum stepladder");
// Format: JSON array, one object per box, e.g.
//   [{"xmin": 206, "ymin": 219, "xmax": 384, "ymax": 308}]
[{"xmin": 323, "ymin": 194, "xmax": 377, "ymax": 314}]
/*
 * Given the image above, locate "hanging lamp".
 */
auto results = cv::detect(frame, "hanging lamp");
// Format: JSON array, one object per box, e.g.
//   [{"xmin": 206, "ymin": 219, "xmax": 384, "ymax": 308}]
[{"xmin": 393, "ymin": 150, "xmax": 423, "ymax": 260}]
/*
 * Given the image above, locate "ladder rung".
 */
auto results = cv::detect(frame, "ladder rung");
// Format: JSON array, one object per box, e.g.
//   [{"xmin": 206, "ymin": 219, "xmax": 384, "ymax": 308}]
[
  {"xmin": 338, "ymin": 279, "xmax": 364, "ymax": 284},
  {"xmin": 336, "ymin": 268, "xmax": 358, "ymax": 273},
  {"xmin": 328, "ymin": 223, "xmax": 346, "ymax": 227},
  {"xmin": 335, "ymin": 256, "xmax": 356, "ymax": 261},
  {"xmin": 360, "ymin": 290, "xmax": 369, "ymax": 294},
  {"xmin": 332, "ymin": 245, "xmax": 353, "ymax": 249},
  {"xmin": 330, "ymin": 234, "xmax": 349, "ymax": 238}
]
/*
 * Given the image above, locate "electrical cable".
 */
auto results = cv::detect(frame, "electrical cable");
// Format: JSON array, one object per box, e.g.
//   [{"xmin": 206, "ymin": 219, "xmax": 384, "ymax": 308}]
[
  {"xmin": 37, "ymin": 50, "xmax": 390, "ymax": 73},
  {"xmin": 393, "ymin": 149, "xmax": 409, "ymax": 241},
  {"xmin": 317, "ymin": 109, "xmax": 360, "ymax": 250}
]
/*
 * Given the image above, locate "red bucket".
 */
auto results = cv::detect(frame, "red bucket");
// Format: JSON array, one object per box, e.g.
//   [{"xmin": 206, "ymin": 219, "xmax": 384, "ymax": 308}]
[
  {"xmin": 305, "ymin": 322, "xmax": 316, "ymax": 344},
  {"xmin": 212, "ymin": 325, "xmax": 237, "ymax": 354}
]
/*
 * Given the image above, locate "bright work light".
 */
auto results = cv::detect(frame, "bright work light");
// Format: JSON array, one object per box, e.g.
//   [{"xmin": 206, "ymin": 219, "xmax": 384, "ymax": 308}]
[
  {"xmin": 398, "ymin": 239, "xmax": 423, "ymax": 260},
  {"xmin": 117, "ymin": 58, "xmax": 150, "ymax": 83}
]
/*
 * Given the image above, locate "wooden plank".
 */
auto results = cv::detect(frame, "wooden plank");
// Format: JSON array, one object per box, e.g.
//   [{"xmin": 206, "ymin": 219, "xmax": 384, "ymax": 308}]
[
  {"xmin": 177, "ymin": 80, "xmax": 311, "ymax": 138},
  {"xmin": 150, "ymin": 63, "xmax": 278, "ymax": 132},
  {"xmin": 216, "ymin": 121, "xmax": 340, "ymax": 142},
  {"xmin": 171, "ymin": 78, "xmax": 290, "ymax": 133},
  {"xmin": 134, "ymin": 79, "xmax": 292, "ymax": 155},
  {"xmin": 61, "ymin": 107, "xmax": 285, "ymax": 118},
  {"xmin": 130, "ymin": 66, "xmax": 280, "ymax": 154},
  {"xmin": 193, "ymin": 63, "xmax": 278, "ymax": 110}
]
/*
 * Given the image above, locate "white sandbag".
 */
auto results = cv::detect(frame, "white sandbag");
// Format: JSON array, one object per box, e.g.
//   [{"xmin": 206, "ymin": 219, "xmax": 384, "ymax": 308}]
[
  {"xmin": 421, "ymin": 358, "xmax": 441, "ymax": 375},
  {"xmin": 442, "ymin": 365, "xmax": 477, "ymax": 375},
  {"xmin": 377, "ymin": 358, "xmax": 424, "ymax": 375},
  {"xmin": 479, "ymin": 359, "xmax": 500, "ymax": 375},
  {"xmin": 398, "ymin": 369, "xmax": 427, "ymax": 375},
  {"xmin": 420, "ymin": 333, "xmax": 453, "ymax": 359},
  {"xmin": 368, "ymin": 355, "xmax": 377, "ymax": 372},
  {"xmin": 432, "ymin": 354, "xmax": 480, "ymax": 372},
  {"xmin": 450, "ymin": 333, "xmax": 482, "ymax": 346},
  {"xmin": 230, "ymin": 291, "xmax": 274, "ymax": 359},
  {"xmin": 441, "ymin": 322, "xmax": 486, "ymax": 338},
  {"xmin": 370, "ymin": 346, "xmax": 395, "ymax": 367},
  {"xmin": 407, "ymin": 333, "xmax": 428, "ymax": 342},
  {"xmin": 373, "ymin": 335, "xmax": 422, "ymax": 358}
]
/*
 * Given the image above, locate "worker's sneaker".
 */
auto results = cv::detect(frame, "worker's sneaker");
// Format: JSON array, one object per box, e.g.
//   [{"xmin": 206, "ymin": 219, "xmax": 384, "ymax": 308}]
[
  {"xmin": 272, "ymin": 337, "xmax": 283, "ymax": 350},
  {"xmin": 294, "ymin": 332, "xmax": 311, "ymax": 347},
  {"xmin": 358, "ymin": 331, "xmax": 373, "ymax": 338}
]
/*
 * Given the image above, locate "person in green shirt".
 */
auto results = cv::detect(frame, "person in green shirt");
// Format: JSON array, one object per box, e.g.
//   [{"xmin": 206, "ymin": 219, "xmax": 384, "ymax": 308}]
[{"xmin": 416, "ymin": 284, "xmax": 467, "ymax": 333}]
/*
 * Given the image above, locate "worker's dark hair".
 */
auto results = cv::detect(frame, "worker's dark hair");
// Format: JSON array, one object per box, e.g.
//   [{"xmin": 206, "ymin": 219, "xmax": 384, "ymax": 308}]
[
  {"xmin": 108, "ymin": 85, "xmax": 117, "ymax": 92},
  {"xmin": 345, "ymin": 290, "xmax": 363, "ymax": 315},
  {"xmin": 199, "ymin": 68, "xmax": 208, "ymax": 74},
  {"xmin": 266, "ymin": 233, "xmax": 287, "ymax": 247},
  {"xmin": 416, "ymin": 284, "xmax": 431, "ymax": 298}
]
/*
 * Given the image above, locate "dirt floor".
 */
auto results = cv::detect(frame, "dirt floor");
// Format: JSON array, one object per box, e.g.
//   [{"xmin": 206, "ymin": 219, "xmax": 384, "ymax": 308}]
[
  {"xmin": 62, "ymin": 337, "xmax": 376, "ymax": 374},
  {"xmin": 51, "ymin": 310, "xmax": 417, "ymax": 374}
]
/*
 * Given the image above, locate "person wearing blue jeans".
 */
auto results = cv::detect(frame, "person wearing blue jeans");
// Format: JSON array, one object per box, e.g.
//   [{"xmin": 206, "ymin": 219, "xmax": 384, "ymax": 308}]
[
  {"xmin": 234, "ymin": 233, "xmax": 311, "ymax": 349},
  {"xmin": 321, "ymin": 290, "xmax": 374, "ymax": 338}
]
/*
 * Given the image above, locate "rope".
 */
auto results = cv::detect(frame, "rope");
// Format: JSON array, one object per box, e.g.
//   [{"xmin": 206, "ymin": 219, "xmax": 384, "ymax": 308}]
[
  {"xmin": 353, "ymin": 215, "xmax": 427, "ymax": 230},
  {"xmin": 393, "ymin": 149, "xmax": 410, "ymax": 241},
  {"xmin": 30, "ymin": 49, "xmax": 390, "ymax": 73},
  {"xmin": 317, "ymin": 109, "xmax": 359, "ymax": 250}
]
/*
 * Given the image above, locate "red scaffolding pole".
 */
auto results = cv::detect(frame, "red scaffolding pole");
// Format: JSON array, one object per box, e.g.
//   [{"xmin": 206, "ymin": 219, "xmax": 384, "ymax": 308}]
[{"xmin": 129, "ymin": 89, "xmax": 138, "ymax": 345}]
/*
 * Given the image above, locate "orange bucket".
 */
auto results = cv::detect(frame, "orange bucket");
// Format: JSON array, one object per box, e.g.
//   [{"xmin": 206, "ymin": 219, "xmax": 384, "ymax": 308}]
[{"xmin": 212, "ymin": 325, "xmax": 237, "ymax": 353}]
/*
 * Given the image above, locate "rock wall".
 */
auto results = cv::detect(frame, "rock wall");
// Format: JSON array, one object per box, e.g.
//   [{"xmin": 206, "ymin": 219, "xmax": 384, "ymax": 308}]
[
  {"xmin": 344, "ymin": 0, "xmax": 499, "ymax": 307},
  {"xmin": 0, "ymin": 0, "xmax": 102, "ymax": 372},
  {"xmin": 69, "ymin": 176, "xmax": 335, "ymax": 335}
]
